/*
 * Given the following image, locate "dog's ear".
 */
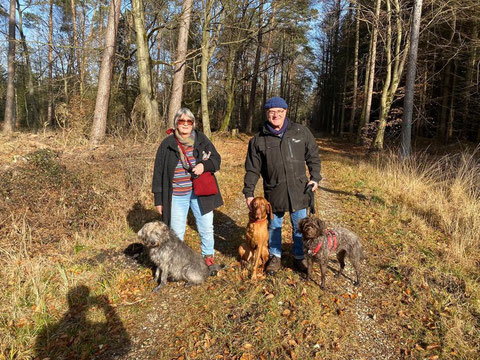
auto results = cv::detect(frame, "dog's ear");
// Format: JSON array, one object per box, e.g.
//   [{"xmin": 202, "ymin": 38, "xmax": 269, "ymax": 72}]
[
  {"xmin": 315, "ymin": 218, "xmax": 326, "ymax": 233},
  {"xmin": 266, "ymin": 200, "xmax": 273, "ymax": 220}
]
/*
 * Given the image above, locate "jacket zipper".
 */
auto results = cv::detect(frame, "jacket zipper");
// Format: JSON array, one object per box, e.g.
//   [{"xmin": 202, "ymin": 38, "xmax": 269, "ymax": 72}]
[{"xmin": 288, "ymin": 140, "xmax": 294, "ymax": 158}]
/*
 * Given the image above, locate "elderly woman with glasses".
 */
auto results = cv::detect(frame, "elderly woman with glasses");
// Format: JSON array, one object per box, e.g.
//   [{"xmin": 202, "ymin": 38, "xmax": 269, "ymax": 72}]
[{"xmin": 152, "ymin": 108, "xmax": 223, "ymax": 268}]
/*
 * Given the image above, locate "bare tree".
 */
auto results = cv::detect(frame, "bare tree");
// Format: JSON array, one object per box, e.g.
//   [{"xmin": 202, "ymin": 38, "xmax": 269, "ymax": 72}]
[
  {"xmin": 372, "ymin": 0, "xmax": 409, "ymax": 150},
  {"xmin": 400, "ymin": 0, "xmax": 423, "ymax": 159},
  {"xmin": 47, "ymin": 0, "xmax": 54, "ymax": 126},
  {"xmin": 167, "ymin": 0, "xmax": 194, "ymax": 128},
  {"xmin": 131, "ymin": 0, "xmax": 160, "ymax": 137},
  {"xmin": 246, "ymin": 1, "xmax": 264, "ymax": 133},
  {"xmin": 200, "ymin": 0, "xmax": 223, "ymax": 138},
  {"xmin": 90, "ymin": 0, "xmax": 122, "ymax": 146},
  {"xmin": 16, "ymin": 0, "xmax": 40, "ymax": 130},
  {"xmin": 3, "ymin": 0, "xmax": 16, "ymax": 133},
  {"xmin": 357, "ymin": 0, "xmax": 381, "ymax": 142},
  {"xmin": 349, "ymin": 1, "xmax": 359, "ymax": 134}
]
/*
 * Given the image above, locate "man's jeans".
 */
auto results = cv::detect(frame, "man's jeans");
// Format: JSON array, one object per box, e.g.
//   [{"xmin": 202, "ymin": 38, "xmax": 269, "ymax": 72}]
[
  {"xmin": 170, "ymin": 190, "xmax": 214, "ymax": 257},
  {"xmin": 268, "ymin": 208, "xmax": 307, "ymax": 260}
]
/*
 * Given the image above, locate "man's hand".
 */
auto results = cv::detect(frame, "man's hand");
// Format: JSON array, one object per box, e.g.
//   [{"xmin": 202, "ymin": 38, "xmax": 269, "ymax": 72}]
[
  {"xmin": 307, "ymin": 180, "xmax": 318, "ymax": 192},
  {"xmin": 192, "ymin": 163, "xmax": 205, "ymax": 176},
  {"xmin": 155, "ymin": 205, "xmax": 163, "ymax": 214},
  {"xmin": 246, "ymin": 197, "xmax": 254, "ymax": 210}
]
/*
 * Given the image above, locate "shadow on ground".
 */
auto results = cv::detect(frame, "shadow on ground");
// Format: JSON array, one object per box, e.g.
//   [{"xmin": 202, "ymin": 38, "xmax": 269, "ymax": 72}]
[
  {"xmin": 126, "ymin": 200, "xmax": 160, "ymax": 233},
  {"xmin": 35, "ymin": 285, "xmax": 131, "ymax": 360}
]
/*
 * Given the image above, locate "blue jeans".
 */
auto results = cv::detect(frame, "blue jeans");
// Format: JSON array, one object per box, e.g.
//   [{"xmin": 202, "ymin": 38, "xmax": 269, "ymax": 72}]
[
  {"xmin": 170, "ymin": 190, "xmax": 214, "ymax": 257},
  {"xmin": 268, "ymin": 208, "xmax": 307, "ymax": 260}
]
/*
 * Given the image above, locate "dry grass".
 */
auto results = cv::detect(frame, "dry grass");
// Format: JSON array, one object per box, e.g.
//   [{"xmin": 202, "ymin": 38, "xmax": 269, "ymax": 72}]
[
  {"xmin": 0, "ymin": 132, "xmax": 479, "ymax": 359},
  {"xmin": 363, "ymin": 149, "xmax": 480, "ymax": 259},
  {"xmin": 323, "ymin": 143, "xmax": 480, "ymax": 359}
]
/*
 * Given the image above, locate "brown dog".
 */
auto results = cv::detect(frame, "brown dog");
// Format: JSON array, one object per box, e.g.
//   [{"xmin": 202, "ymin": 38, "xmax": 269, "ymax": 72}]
[
  {"xmin": 238, "ymin": 197, "xmax": 273, "ymax": 279},
  {"xmin": 298, "ymin": 216, "xmax": 365, "ymax": 289}
]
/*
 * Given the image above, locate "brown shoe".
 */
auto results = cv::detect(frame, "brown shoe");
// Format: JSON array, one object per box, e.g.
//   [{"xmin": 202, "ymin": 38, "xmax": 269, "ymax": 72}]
[
  {"xmin": 293, "ymin": 258, "xmax": 308, "ymax": 274},
  {"xmin": 265, "ymin": 256, "xmax": 281, "ymax": 275}
]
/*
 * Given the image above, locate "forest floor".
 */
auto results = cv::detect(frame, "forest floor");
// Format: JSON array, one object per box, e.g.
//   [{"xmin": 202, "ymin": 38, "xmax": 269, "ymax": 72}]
[{"xmin": 0, "ymin": 131, "xmax": 479, "ymax": 359}]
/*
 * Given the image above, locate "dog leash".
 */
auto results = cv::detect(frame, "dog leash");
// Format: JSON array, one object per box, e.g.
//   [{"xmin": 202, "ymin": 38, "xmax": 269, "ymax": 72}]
[{"xmin": 305, "ymin": 183, "xmax": 315, "ymax": 215}]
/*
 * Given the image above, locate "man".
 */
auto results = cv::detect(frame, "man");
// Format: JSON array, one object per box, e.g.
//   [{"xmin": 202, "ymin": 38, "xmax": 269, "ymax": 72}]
[{"xmin": 243, "ymin": 96, "xmax": 321, "ymax": 275}]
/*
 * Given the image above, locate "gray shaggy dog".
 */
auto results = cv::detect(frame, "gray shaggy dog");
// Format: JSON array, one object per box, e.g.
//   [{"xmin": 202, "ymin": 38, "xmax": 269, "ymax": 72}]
[
  {"xmin": 137, "ymin": 221, "xmax": 221, "ymax": 292},
  {"xmin": 298, "ymin": 216, "xmax": 365, "ymax": 289}
]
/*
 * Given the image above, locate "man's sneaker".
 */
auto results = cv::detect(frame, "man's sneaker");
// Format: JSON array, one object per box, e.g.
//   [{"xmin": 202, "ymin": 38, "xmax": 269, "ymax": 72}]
[
  {"xmin": 204, "ymin": 255, "xmax": 218, "ymax": 276},
  {"xmin": 293, "ymin": 258, "xmax": 308, "ymax": 274},
  {"xmin": 265, "ymin": 255, "xmax": 281, "ymax": 275}
]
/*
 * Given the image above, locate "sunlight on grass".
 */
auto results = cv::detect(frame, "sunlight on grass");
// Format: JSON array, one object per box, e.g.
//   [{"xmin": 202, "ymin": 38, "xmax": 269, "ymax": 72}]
[{"xmin": 362, "ymin": 149, "xmax": 480, "ymax": 260}]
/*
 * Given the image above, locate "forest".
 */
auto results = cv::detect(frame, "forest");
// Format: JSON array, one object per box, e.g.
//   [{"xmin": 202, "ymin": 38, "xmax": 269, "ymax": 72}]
[
  {"xmin": 2, "ymin": 1, "xmax": 480, "ymax": 358},
  {"xmin": 1, "ymin": 0, "xmax": 479, "ymax": 149}
]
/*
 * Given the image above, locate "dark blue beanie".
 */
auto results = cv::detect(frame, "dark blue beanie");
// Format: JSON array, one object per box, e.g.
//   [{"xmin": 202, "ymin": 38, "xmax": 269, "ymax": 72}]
[{"xmin": 264, "ymin": 96, "xmax": 288, "ymax": 109}]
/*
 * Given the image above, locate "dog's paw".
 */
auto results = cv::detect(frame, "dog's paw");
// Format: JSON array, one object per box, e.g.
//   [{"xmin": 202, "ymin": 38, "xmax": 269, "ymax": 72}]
[
  {"xmin": 153, "ymin": 284, "xmax": 164, "ymax": 292},
  {"xmin": 209, "ymin": 269, "xmax": 218, "ymax": 276}
]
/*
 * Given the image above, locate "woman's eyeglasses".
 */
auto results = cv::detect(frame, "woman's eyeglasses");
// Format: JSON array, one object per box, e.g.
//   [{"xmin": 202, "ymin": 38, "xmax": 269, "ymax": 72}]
[{"xmin": 177, "ymin": 119, "xmax": 194, "ymax": 126}]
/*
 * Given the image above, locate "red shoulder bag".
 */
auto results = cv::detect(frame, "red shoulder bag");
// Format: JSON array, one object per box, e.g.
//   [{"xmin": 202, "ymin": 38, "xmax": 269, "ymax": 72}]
[{"xmin": 175, "ymin": 139, "xmax": 219, "ymax": 196}]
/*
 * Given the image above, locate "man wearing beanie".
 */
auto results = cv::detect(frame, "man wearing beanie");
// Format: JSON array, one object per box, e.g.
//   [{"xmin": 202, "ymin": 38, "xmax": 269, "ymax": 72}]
[{"xmin": 243, "ymin": 96, "xmax": 321, "ymax": 275}]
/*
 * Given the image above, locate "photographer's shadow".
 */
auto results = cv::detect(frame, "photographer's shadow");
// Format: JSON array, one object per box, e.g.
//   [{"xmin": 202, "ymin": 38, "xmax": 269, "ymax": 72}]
[{"xmin": 35, "ymin": 285, "xmax": 131, "ymax": 360}]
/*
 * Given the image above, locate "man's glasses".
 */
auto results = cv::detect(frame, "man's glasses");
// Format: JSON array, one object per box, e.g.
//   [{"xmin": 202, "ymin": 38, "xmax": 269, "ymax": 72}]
[
  {"xmin": 177, "ymin": 119, "xmax": 194, "ymax": 125},
  {"xmin": 267, "ymin": 109, "xmax": 286, "ymax": 116}
]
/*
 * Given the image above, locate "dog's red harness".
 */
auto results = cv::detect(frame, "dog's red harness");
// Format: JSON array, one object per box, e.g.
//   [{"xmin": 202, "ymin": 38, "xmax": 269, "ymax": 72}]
[{"xmin": 311, "ymin": 230, "xmax": 337, "ymax": 256}]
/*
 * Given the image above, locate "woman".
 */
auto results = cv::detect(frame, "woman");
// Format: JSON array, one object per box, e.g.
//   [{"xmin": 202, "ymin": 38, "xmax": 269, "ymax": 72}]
[{"xmin": 152, "ymin": 108, "xmax": 223, "ymax": 267}]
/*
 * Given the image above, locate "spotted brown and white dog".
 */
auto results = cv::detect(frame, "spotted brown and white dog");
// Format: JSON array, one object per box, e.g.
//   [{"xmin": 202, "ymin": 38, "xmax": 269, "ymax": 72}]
[{"xmin": 298, "ymin": 216, "xmax": 365, "ymax": 289}]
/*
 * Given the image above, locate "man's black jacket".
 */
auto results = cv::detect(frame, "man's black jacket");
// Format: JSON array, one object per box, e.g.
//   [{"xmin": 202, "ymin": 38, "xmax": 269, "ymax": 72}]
[{"xmin": 243, "ymin": 120, "xmax": 321, "ymax": 213}]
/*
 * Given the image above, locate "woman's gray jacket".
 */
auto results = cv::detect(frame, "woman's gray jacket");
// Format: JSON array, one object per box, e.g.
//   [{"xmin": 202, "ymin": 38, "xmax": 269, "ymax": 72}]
[{"xmin": 152, "ymin": 131, "xmax": 223, "ymax": 226}]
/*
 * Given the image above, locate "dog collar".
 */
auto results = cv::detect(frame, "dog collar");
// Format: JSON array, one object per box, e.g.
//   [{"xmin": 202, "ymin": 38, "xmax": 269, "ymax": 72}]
[
  {"xmin": 250, "ymin": 217, "xmax": 268, "ymax": 224},
  {"xmin": 311, "ymin": 230, "xmax": 337, "ymax": 256}
]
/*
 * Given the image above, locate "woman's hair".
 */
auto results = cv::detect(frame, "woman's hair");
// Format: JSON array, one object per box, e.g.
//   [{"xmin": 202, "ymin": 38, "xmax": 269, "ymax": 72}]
[{"xmin": 174, "ymin": 108, "xmax": 196, "ymax": 128}]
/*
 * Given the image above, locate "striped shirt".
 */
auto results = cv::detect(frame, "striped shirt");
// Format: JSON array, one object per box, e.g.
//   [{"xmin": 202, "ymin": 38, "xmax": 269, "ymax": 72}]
[{"xmin": 172, "ymin": 146, "xmax": 196, "ymax": 196}]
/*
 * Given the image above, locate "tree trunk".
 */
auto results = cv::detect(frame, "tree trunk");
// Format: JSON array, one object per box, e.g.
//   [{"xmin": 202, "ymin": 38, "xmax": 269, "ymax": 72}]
[
  {"xmin": 16, "ymin": 0, "xmax": 40, "ymax": 130},
  {"xmin": 349, "ymin": 2, "xmax": 359, "ymax": 134},
  {"xmin": 3, "ymin": 0, "xmax": 16, "ymax": 133},
  {"xmin": 416, "ymin": 65, "xmax": 428, "ymax": 137},
  {"xmin": 246, "ymin": 1, "xmax": 264, "ymax": 133},
  {"xmin": 438, "ymin": 61, "xmax": 451, "ymax": 142},
  {"xmin": 400, "ymin": 0, "xmax": 423, "ymax": 159},
  {"xmin": 70, "ymin": 0, "xmax": 82, "ymax": 95},
  {"xmin": 462, "ymin": 21, "xmax": 478, "ymax": 138},
  {"xmin": 357, "ymin": 0, "xmax": 381, "ymax": 142},
  {"xmin": 47, "ymin": 0, "xmax": 54, "ymax": 126},
  {"xmin": 262, "ymin": 0, "xmax": 276, "ymax": 122},
  {"xmin": 219, "ymin": 45, "xmax": 237, "ymax": 131},
  {"xmin": 200, "ymin": 36, "xmax": 211, "ymax": 138},
  {"xmin": 446, "ymin": 59, "xmax": 458, "ymax": 142},
  {"xmin": 200, "ymin": 0, "xmax": 213, "ymax": 138},
  {"xmin": 131, "ymin": 0, "xmax": 160, "ymax": 137},
  {"xmin": 167, "ymin": 0, "xmax": 194, "ymax": 128},
  {"xmin": 200, "ymin": 0, "xmax": 223, "ymax": 138},
  {"xmin": 280, "ymin": 31, "xmax": 286, "ymax": 98},
  {"xmin": 90, "ymin": 0, "xmax": 122, "ymax": 146}
]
